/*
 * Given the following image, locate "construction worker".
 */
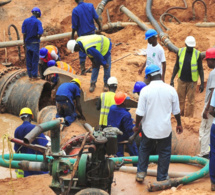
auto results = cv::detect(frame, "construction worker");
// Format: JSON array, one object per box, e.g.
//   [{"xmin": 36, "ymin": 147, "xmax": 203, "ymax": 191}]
[
  {"xmin": 108, "ymin": 92, "xmax": 138, "ymax": 160},
  {"xmin": 55, "ymin": 78, "xmax": 86, "ymax": 126},
  {"xmin": 14, "ymin": 107, "xmax": 48, "ymax": 177},
  {"xmin": 39, "ymin": 45, "xmax": 60, "ymax": 79},
  {"xmin": 134, "ymin": 64, "xmax": 183, "ymax": 182},
  {"xmin": 133, "ymin": 81, "xmax": 147, "ymax": 95},
  {"xmin": 22, "ymin": 7, "xmax": 43, "ymax": 81},
  {"xmin": 198, "ymin": 48, "xmax": 215, "ymax": 159},
  {"xmin": 170, "ymin": 36, "xmax": 204, "ymax": 117},
  {"xmin": 47, "ymin": 60, "xmax": 76, "ymax": 74},
  {"xmin": 67, "ymin": 35, "xmax": 112, "ymax": 92},
  {"xmin": 138, "ymin": 29, "xmax": 166, "ymax": 84},
  {"xmin": 96, "ymin": 76, "xmax": 118, "ymax": 129},
  {"xmin": 209, "ymin": 85, "xmax": 215, "ymax": 191},
  {"xmin": 71, "ymin": 0, "xmax": 102, "ymax": 75}
]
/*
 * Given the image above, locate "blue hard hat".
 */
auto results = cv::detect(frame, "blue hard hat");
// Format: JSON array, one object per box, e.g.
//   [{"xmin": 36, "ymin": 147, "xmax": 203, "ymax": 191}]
[
  {"xmin": 39, "ymin": 48, "xmax": 48, "ymax": 59},
  {"xmin": 47, "ymin": 60, "xmax": 56, "ymax": 67},
  {"xmin": 31, "ymin": 7, "xmax": 41, "ymax": 17},
  {"xmin": 145, "ymin": 29, "xmax": 158, "ymax": 40},
  {"xmin": 145, "ymin": 64, "xmax": 160, "ymax": 79},
  {"xmin": 133, "ymin": 81, "xmax": 147, "ymax": 93}
]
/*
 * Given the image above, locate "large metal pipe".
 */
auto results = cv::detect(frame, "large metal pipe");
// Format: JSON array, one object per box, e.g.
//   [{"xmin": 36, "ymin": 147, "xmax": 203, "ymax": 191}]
[
  {"xmin": 196, "ymin": 22, "xmax": 215, "ymax": 27},
  {"xmin": 120, "ymin": 5, "xmax": 149, "ymax": 31},
  {"xmin": 96, "ymin": 0, "xmax": 111, "ymax": 16}
]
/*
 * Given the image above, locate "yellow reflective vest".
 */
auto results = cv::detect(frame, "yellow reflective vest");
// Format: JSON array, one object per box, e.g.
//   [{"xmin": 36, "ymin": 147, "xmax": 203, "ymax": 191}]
[
  {"xmin": 178, "ymin": 47, "xmax": 200, "ymax": 82},
  {"xmin": 99, "ymin": 91, "xmax": 115, "ymax": 126},
  {"xmin": 56, "ymin": 61, "xmax": 76, "ymax": 74},
  {"xmin": 77, "ymin": 35, "xmax": 110, "ymax": 58}
]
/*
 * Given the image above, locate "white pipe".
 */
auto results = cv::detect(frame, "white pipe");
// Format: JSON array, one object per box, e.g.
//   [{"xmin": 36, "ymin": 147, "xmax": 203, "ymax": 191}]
[{"xmin": 196, "ymin": 22, "xmax": 215, "ymax": 27}]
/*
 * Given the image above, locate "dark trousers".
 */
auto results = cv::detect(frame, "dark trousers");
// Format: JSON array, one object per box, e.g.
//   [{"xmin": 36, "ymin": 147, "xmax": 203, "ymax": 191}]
[
  {"xmin": 210, "ymin": 124, "xmax": 215, "ymax": 183},
  {"xmin": 137, "ymin": 132, "xmax": 172, "ymax": 181},
  {"xmin": 26, "ymin": 43, "xmax": 39, "ymax": 78}
]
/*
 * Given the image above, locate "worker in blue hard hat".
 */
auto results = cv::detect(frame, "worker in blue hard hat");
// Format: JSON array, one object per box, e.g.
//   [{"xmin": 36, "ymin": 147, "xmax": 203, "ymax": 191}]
[
  {"xmin": 134, "ymin": 64, "xmax": 183, "ymax": 182},
  {"xmin": 138, "ymin": 29, "xmax": 166, "ymax": 84},
  {"xmin": 133, "ymin": 81, "xmax": 147, "ymax": 95},
  {"xmin": 22, "ymin": 7, "xmax": 43, "ymax": 81}
]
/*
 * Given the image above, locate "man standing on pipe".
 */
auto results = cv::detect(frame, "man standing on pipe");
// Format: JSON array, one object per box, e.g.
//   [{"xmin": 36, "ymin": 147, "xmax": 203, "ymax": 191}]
[
  {"xmin": 134, "ymin": 64, "xmax": 183, "ymax": 182},
  {"xmin": 170, "ymin": 36, "xmax": 204, "ymax": 117},
  {"xmin": 198, "ymin": 48, "xmax": 215, "ymax": 159},
  {"xmin": 22, "ymin": 7, "xmax": 43, "ymax": 81},
  {"xmin": 67, "ymin": 35, "xmax": 112, "ymax": 92},
  {"xmin": 55, "ymin": 78, "xmax": 86, "ymax": 126},
  {"xmin": 71, "ymin": 0, "xmax": 102, "ymax": 75},
  {"xmin": 14, "ymin": 107, "xmax": 48, "ymax": 177},
  {"xmin": 138, "ymin": 29, "xmax": 166, "ymax": 84}
]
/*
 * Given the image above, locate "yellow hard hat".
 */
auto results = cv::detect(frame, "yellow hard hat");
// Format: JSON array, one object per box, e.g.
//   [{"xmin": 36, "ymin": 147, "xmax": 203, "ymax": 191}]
[
  {"xmin": 71, "ymin": 78, "xmax": 81, "ymax": 88},
  {"xmin": 19, "ymin": 107, "xmax": 33, "ymax": 118}
]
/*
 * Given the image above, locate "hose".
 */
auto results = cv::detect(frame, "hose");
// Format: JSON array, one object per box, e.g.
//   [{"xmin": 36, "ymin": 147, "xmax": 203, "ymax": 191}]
[
  {"xmin": 192, "ymin": 0, "xmax": 207, "ymax": 22},
  {"xmin": 0, "ymin": 0, "xmax": 12, "ymax": 6}
]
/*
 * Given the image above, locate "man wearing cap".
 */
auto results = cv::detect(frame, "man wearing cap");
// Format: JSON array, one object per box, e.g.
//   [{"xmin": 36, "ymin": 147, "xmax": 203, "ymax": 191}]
[
  {"xmin": 170, "ymin": 36, "xmax": 204, "ymax": 117},
  {"xmin": 108, "ymin": 92, "xmax": 138, "ymax": 160},
  {"xmin": 22, "ymin": 7, "xmax": 43, "ymax": 81},
  {"xmin": 134, "ymin": 64, "xmax": 183, "ymax": 182},
  {"xmin": 138, "ymin": 29, "xmax": 166, "ymax": 84}
]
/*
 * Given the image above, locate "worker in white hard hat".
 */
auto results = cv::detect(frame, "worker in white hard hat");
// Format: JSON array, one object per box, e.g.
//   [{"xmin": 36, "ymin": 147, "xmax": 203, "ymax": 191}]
[
  {"xmin": 67, "ymin": 34, "xmax": 112, "ymax": 93},
  {"xmin": 96, "ymin": 76, "xmax": 118, "ymax": 129},
  {"xmin": 170, "ymin": 35, "xmax": 204, "ymax": 117}
]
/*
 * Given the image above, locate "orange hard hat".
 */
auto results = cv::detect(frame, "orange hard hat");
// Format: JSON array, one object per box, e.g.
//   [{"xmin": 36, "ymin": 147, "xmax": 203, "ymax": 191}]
[
  {"xmin": 205, "ymin": 48, "xmax": 215, "ymax": 59},
  {"xmin": 114, "ymin": 92, "xmax": 130, "ymax": 105}
]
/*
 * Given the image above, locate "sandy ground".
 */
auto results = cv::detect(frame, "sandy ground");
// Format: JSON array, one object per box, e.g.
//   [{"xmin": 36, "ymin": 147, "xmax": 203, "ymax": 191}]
[{"xmin": 0, "ymin": 0, "xmax": 215, "ymax": 194}]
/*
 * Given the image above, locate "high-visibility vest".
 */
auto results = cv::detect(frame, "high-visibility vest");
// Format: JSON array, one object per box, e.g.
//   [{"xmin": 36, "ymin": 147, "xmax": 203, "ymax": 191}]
[
  {"xmin": 56, "ymin": 61, "xmax": 76, "ymax": 74},
  {"xmin": 99, "ymin": 91, "xmax": 115, "ymax": 126},
  {"xmin": 178, "ymin": 47, "xmax": 200, "ymax": 82},
  {"xmin": 41, "ymin": 52, "xmax": 53, "ymax": 63},
  {"xmin": 15, "ymin": 169, "xmax": 24, "ymax": 178},
  {"xmin": 41, "ymin": 45, "xmax": 58, "ymax": 63},
  {"xmin": 77, "ymin": 35, "xmax": 110, "ymax": 58}
]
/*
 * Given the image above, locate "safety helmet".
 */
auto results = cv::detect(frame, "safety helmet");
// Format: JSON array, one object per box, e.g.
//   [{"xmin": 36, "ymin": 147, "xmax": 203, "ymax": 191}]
[
  {"xmin": 205, "ymin": 48, "xmax": 215, "ymax": 59},
  {"xmin": 19, "ymin": 107, "xmax": 33, "ymax": 119},
  {"xmin": 67, "ymin": 40, "xmax": 77, "ymax": 53},
  {"xmin": 133, "ymin": 81, "xmax": 147, "ymax": 93},
  {"xmin": 47, "ymin": 60, "xmax": 56, "ymax": 67},
  {"xmin": 185, "ymin": 36, "xmax": 196, "ymax": 47},
  {"xmin": 31, "ymin": 7, "xmax": 41, "ymax": 17},
  {"xmin": 71, "ymin": 78, "xmax": 81, "ymax": 88},
  {"xmin": 145, "ymin": 29, "xmax": 158, "ymax": 40},
  {"xmin": 145, "ymin": 64, "xmax": 160, "ymax": 79},
  {"xmin": 39, "ymin": 48, "xmax": 48, "ymax": 58},
  {"xmin": 114, "ymin": 92, "xmax": 130, "ymax": 105},
  {"xmin": 107, "ymin": 76, "xmax": 118, "ymax": 86}
]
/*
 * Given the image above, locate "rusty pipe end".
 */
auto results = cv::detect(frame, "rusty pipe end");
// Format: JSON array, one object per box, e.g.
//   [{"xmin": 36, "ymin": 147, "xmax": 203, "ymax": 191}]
[{"xmin": 23, "ymin": 125, "xmax": 43, "ymax": 144}]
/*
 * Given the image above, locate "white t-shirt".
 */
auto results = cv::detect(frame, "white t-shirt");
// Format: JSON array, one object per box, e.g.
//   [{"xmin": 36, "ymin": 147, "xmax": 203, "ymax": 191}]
[
  {"xmin": 50, "ymin": 50, "xmax": 59, "ymax": 60},
  {"xmin": 210, "ymin": 90, "xmax": 215, "ymax": 124},
  {"xmin": 146, "ymin": 43, "xmax": 166, "ymax": 75},
  {"xmin": 136, "ymin": 80, "xmax": 180, "ymax": 139},
  {"xmin": 205, "ymin": 68, "xmax": 215, "ymax": 104}
]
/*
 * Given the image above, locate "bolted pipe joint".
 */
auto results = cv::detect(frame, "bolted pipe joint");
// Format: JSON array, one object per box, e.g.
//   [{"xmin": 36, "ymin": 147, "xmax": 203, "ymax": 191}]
[{"xmin": 18, "ymin": 161, "xmax": 49, "ymax": 172}]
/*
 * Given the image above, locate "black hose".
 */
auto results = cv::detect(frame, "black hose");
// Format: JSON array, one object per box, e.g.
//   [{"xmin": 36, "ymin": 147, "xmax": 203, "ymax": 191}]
[{"xmin": 0, "ymin": 0, "xmax": 12, "ymax": 6}]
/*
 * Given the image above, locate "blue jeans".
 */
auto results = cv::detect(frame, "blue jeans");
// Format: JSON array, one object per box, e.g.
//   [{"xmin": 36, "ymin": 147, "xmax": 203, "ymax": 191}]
[
  {"xmin": 91, "ymin": 55, "xmax": 111, "ymax": 84},
  {"xmin": 26, "ymin": 43, "xmax": 39, "ymax": 78},
  {"xmin": 56, "ymin": 99, "xmax": 77, "ymax": 126},
  {"xmin": 138, "ymin": 132, "xmax": 172, "ymax": 181},
  {"xmin": 210, "ymin": 124, "xmax": 215, "ymax": 183}
]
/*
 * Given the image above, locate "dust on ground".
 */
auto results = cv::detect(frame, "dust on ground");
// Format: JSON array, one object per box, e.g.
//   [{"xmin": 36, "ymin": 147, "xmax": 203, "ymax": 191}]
[{"xmin": 0, "ymin": 0, "xmax": 215, "ymax": 194}]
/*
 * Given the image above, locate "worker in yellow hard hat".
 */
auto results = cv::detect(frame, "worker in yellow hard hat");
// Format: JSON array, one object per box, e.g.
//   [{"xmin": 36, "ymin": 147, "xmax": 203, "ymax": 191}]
[
  {"xmin": 55, "ymin": 78, "xmax": 86, "ymax": 126},
  {"xmin": 14, "ymin": 107, "xmax": 49, "ymax": 177}
]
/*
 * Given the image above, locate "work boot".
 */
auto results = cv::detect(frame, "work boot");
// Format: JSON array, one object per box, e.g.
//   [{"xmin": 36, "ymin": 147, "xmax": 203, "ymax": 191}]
[
  {"xmin": 80, "ymin": 62, "xmax": 86, "ymax": 75},
  {"xmin": 212, "ymin": 183, "xmax": 215, "ymax": 191},
  {"xmin": 32, "ymin": 77, "xmax": 40, "ymax": 81},
  {"xmin": 103, "ymin": 83, "xmax": 108, "ymax": 92},
  {"xmin": 136, "ymin": 172, "xmax": 146, "ymax": 182},
  {"xmin": 89, "ymin": 83, "xmax": 96, "ymax": 93}
]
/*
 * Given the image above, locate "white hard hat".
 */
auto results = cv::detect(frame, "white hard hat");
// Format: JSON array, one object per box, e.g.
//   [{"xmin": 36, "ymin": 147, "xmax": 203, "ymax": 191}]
[
  {"xmin": 185, "ymin": 36, "xmax": 196, "ymax": 47},
  {"xmin": 67, "ymin": 40, "xmax": 77, "ymax": 53},
  {"xmin": 107, "ymin": 76, "xmax": 118, "ymax": 86}
]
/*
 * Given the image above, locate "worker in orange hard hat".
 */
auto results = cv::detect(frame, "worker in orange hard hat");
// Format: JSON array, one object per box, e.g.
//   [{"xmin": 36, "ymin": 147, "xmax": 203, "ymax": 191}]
[{"xmin": 107, "ymin": 92, "xmax": 138, "ymax": 164}]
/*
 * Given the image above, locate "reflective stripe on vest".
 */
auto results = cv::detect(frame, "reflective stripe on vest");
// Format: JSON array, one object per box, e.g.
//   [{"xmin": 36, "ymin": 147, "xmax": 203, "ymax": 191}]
[
  {"xmin": 99, "ymin": 92, "xmax": 115, "ymax": 126},
  {"xmin": 56, "ymin": 61, "xmax": 76, "ymax": 74},
  {"xmin": 178, "ymin": 47, "xmax": 200, "ymax": 82},
  {"xmin": 45, "ymin": 45, "xmax": 58, "ymax": 54},
  {"xmin": 77, "ymin": 35, "xmax": 110, "ymax": 58}
]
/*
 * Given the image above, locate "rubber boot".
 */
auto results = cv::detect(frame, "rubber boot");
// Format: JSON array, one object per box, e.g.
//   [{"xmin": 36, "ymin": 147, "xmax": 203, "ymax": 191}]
[
  {"xmin": 103, "ymin": 83, "xmax": 108, "ymax": 92},
  {"xmin": 212, "ymin": 183, "xmax": 215, "ymax": 191},
  {"xmin": 80, "ymin": 62, "xmax": 86, "ymax": 75},
  {"xmin": 89, "ymin": 83, "xmax": 96, "ymax": 93}
]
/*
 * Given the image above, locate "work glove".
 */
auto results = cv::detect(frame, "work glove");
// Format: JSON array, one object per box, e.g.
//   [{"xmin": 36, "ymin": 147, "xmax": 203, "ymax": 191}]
[
  {"xmin": 199, "ymin": 83, "xmax": 204, "ymax": 93},
  {"xmin": 170, "ymin": 80, "xmax": 174, "ymax": 87}
]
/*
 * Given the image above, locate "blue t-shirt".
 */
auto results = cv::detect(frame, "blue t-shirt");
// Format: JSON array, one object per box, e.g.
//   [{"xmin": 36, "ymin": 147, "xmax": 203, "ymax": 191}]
[
  {"xmin": 56, "ymin": 82, "xmax": 81, "ymax": 104},
  {"xmin": 108, "ymin": 105, "xmax": 134, "ymax": 141},
  {"xmin": 72, "ymin": 2, "xmax": 99, "ymax": 36},
  {"xmin": 14, "ymin": 121, "xmax": 48, "ymax": 177},
  {"xmin": 22, "ymin": 16, "xmax": 43, "ymax": 44}
]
